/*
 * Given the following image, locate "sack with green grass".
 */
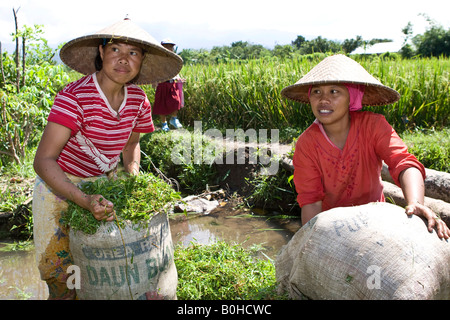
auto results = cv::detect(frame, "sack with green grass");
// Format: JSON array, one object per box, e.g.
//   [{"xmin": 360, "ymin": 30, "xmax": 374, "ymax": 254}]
[
  {"xmin": 275, "ymin": 202, "xmax": 450, "ymax": 300},
  {"xmin": 64, "ymin": 173, "xmax": 180, "ymax": 300}
]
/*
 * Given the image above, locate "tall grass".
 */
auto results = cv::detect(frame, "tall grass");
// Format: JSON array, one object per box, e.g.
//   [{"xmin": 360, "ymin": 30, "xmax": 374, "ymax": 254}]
[
  {"xmin": 364, "ymin": 56, "xmax": 450, "ymax": 131},
  {"xmin": 144, "ymin": 55, "xmax": 449, "ymax": 133},
  {"xmin": 179, "ymin": 56, "xmax": 317, "ymax": 131},
  {"xmin": 400, "ymin": 127, "xmax": 450, "ymax": 172}
]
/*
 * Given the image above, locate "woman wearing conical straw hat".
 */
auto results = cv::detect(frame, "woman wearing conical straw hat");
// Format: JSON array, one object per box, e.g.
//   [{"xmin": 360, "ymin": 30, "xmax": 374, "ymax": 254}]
[
  {"xmin": 32, "ymin": 18, "xmax": 182, "ymax": 299},
  {"xmin": 282, "ymin": 54, "xmax": 449, "ymax": 239}
]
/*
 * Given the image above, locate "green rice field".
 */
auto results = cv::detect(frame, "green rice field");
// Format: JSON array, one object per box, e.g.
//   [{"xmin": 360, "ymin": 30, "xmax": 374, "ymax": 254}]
[{"xmin": 144, "ymin": 54, "xmax": 450, "ymax": 134}]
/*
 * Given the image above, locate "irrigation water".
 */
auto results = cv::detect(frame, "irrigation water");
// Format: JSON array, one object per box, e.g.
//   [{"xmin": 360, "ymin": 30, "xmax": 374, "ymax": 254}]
[{"xmin": 0, "ymin": 203, "xmax": 301, "ymax": 300}]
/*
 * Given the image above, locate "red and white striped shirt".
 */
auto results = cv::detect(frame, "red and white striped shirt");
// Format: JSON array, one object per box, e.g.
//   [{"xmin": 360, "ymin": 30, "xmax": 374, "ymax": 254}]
[{"xmin": 47, "ymin": 73, "xmax": 154, "ymax": 177}]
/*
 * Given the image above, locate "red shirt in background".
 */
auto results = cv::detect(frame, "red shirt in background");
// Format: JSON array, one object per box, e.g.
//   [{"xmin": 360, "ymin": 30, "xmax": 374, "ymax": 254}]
[{"xmin": 293, "ymin": 111, "xmax": 425, "ymax": 211}]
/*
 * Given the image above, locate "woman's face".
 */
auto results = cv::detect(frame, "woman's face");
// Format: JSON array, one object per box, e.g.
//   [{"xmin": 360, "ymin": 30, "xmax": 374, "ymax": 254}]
[
  {"xmin": 309, "ymin": 84, "xmax": 350, "ymax": 127},
  {"xmin": 98, "ymin": 42, "xmax": 144, "ymax": 85}
]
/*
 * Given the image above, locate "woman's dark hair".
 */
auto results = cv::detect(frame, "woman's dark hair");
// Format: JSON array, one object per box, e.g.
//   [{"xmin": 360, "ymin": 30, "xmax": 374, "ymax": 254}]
[
  {"xmin": 94, "ymin": 38, "xmax": 109, "ymax": 71},
  {"xmin": 94, "ymin": 51, "xmax": 103, "ymax": 71}
]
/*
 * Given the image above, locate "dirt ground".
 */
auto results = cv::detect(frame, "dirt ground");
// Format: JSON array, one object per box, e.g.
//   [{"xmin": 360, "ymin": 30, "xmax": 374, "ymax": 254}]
[{"xmin": 0, "ymin": 176, "xmax": 34, "ymax": 238}]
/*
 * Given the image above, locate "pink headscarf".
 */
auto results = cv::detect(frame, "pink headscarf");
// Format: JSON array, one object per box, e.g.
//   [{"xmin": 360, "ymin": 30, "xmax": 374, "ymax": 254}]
[
  {"xmin": 345, "ymin": 83, "xmax": 365, "ymax": 111},
  {"xmin": 308, "ymin": 83, "xmax": 365, "ymax": 111}
]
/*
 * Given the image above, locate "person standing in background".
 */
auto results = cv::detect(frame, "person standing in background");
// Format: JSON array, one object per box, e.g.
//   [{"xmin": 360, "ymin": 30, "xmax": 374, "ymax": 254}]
[{"xmin": 152, "ymin": 38, "xmax": 186, "ymax": 131}]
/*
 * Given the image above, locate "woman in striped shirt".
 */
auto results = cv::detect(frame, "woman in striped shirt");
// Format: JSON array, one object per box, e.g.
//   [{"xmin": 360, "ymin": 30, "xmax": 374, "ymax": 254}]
[{"xmin": 32, "ymin": 18, "xmax": 182, "ymax": 299}]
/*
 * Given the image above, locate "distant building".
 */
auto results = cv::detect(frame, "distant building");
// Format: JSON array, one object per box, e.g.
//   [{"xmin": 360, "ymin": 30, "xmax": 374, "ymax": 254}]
[{"xmin": 352, "ymin": 42, "xmax": 403, "ymax": 55}]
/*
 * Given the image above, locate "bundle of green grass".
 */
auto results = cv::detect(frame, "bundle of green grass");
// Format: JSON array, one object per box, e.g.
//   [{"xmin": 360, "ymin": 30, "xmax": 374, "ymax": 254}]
[{"xmin": 63, "ymin": 172, "xmax": 181, "ymax": 234}]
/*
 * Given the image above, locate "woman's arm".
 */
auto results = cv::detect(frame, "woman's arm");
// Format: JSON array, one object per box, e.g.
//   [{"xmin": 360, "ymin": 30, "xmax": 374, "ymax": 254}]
[
  {"xmin": 399, "ymin": 167, "xmax": 449, "ymax": 239},
  {"xmin": 33, "ymin": 122, "xmax": 114, "ymax": 221},
  {"xmin": 371, "ymin": 116, "xmax": 448, "ymax": 238},
  {"xmin": 122, "ymin": 131, "xmax": 141, "ymax": 175},
  {"xmin": 301, "ymin": 201, "xmax": 322, "ymax": 225}
]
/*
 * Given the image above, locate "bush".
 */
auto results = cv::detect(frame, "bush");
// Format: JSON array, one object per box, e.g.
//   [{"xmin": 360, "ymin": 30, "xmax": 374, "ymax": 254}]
[
  {"xmin": 401, "ymin": 127, "xmax": 450, "ymax": 172},
  {"xmin": 140, "ymin": 130, "xmax": 220, "ymax": 193},
  {"xmin": 0, "ymin": 22, "xmax": 71, "ymax": 166}
]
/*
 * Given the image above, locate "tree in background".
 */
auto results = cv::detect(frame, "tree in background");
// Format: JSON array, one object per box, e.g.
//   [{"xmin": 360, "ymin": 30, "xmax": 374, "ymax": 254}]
[
  {"xmin": 291, "ymin": 35, "xmax": 306, "ymax": 50},
  {"xmin": 296, "ymin": 36, "xmax": 342, "ymax": 54},
  {"xmin": 342, "ymin": 36, "xmax": 363, "ymax": 54},
  {"xmin": 401, "ymin": 14, "xmax": 450, "ymax": 58},
  {"xmin": 400, "ymin": 22, "xmax": 415, "ymax": 58},
  {"xmin": 179, "ymin": 34, "xmax": 396, "ymax": 64},
  {"xmin": 291, "ymin": 34, "xmax": 391, "ymax": 55},
  {"xmin": 0, "ymin": 8, "xmax": 69, "ymax": 165}
]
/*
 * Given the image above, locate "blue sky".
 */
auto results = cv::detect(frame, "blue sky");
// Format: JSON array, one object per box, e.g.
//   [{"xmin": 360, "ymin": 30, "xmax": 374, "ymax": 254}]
[{"xmin": 1, "ymin": 0, "xmax": 449, "ymax": 52}]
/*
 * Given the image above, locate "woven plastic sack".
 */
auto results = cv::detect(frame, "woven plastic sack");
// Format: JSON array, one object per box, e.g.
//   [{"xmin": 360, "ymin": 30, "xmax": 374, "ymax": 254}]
[
  {"xmin": 276, "ymin": 202, "xmax": 450, "ymax": 300},
  {"xmin": 69, "ymin": 212, "xmax": 177, "ymax": 300}
]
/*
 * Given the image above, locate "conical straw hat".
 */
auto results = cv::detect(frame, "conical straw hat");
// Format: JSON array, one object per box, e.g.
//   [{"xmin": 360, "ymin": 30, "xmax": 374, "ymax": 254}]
[
  {"xmin": 281, "ymin": 54, "xmax": 400, "ymax": 106},
  {"xmin": 59, "ymin": 18, "xmax": 183, "ymax": 85}
]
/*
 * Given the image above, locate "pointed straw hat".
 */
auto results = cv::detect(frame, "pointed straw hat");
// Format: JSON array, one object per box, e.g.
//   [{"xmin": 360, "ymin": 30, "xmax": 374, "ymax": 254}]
[
  {"xmin": 59, "ymin": 18, "xmax": 183, "ymax": 85},
  {"xmin": 281, "ymin": 54, "xmax": 400, "ymax": 106}
]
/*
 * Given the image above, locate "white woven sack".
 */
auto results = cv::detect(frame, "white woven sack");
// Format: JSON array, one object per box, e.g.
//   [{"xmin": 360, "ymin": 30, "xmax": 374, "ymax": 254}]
[
  {"xmin": 276, "ymin": 202, "xmax": 450, "ymax": 300},
  {"xmin": 69, "ymin": 212, "xmax": 177, "ymax": 300}
]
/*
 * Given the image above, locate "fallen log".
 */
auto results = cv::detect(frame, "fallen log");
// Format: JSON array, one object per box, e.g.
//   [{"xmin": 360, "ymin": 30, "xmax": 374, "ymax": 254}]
[
  {"xmin": 382, "ymin": 180, "xmax": 450, "ymax": 226},
  {"xmin": 382, "ymin": 163, "xmax": 450, "ymax": 203}
]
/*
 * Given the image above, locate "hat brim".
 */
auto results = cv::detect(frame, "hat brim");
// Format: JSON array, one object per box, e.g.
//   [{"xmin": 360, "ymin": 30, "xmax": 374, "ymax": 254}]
[
  {"xmin": 59, "ymin": 21, "xmax": 183, "ymax": 85},
  {"xmin": 281, "ymin": 54, "xmax": 400, "ymax": 106},
  {"xmin": 281, "ymin": 80, "xmax": 400, "ymax": 107}
]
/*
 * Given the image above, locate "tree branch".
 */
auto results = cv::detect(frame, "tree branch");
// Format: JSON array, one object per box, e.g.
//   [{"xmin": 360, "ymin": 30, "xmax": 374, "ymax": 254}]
[{"xmin": 13, "ymin": 7, "xmax": 21, "ymax": 93}]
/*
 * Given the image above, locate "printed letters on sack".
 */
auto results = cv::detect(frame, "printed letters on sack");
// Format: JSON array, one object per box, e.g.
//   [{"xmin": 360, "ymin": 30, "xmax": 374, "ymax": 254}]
[{"xmin": 83, "ymin": 245, "xmax": 173, "ymax": 287}]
